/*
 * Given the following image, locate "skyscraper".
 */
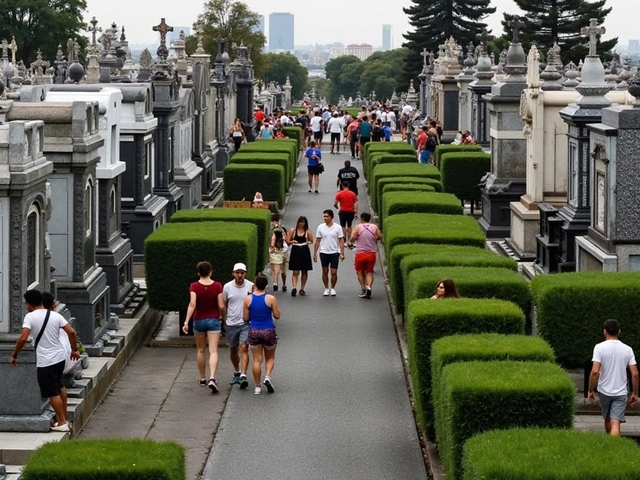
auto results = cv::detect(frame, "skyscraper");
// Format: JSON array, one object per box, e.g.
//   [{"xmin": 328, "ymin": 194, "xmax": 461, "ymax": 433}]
[
  {"xmin": 630, "ymin": 40, "xmax": 640, "ymax": 55},
  {"xmin": 269, "ymin": 12, "xmax": 294, "ymax": 52},
  {"xmin": 382, "ymin": 24, "xmax": 392, "ymax": 51}
]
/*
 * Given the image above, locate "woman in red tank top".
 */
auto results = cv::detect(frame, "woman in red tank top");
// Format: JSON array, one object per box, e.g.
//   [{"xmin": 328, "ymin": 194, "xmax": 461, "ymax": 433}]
[{"xmin": 182, "ymin": 261, "xmax": 224, "ymax": 393}]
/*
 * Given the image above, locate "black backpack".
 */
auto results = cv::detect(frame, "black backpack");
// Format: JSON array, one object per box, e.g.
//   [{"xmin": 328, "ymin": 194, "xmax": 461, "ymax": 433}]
[{"xmin": 426, "ymin": 133, "xmax": 438, "ymax": 152}]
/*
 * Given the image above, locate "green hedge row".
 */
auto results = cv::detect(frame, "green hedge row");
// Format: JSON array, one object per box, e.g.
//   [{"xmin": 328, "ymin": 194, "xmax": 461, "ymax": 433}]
[
  {"xmin": 363, "ymin": 141, "xmax": 415, "ymax": 167},
  {"xmin": 372, "ymin": 164, "xmax": 441, "ymax": 213},
  {"xmin": 440, "ymin": 152, "xmax": 491, "ymax": 204},
  {"xmin": 383, "ymin": 213, "xmax": 486, "ymax": 258},
  {"xmin": 282, "ymin": 126, "xmax": 302, "ymax": 151},
  {"xmin": 223, "ymin": 164, "xmax": 285, "ymax": 208},
  {"xmin": 434, "ymin": 144, "xmax": 483, "ymax": 170},
  {"xmin": 144, "ymin": 221, "xmax": 258, "ymax": 311},
  {"xmin": 344, "ymin": 107, "xmax": 362, "ymax": 118},
  {"xmin": 531, "ymin": 271, "xmax": 640, "ymax": 369},
  {"xmin": 231, "ymin": 152, "xmax": 293, "ymax": 189},
  {"xmin": 390, "ymin": 245, "xmax": 517, "ymax": 314},
  {"xmin": 376, "ymin": 177, "xmax": 443, "ymax": 208},
  {"xmin": 406, "ymin": 298, "xmax": 525, "ymax": 439},
  {"xmin": 462, "ymin": 428, "xmax": 640, "ymax": 480},
  {"xmin": 170, "ymin": 207, "xmax": 271, "ymax": 270},
  {"xmin": 380, "ymin": 191, "xmax": 462, "ymax": 229},
  {"xmin": 238, "ymin": 139, "xmax": 297, "ymax": 169},
  {"xmin": 366, "ymin": 153, "xmax": 417, "ymax": 182},
  {"xmin": 435, "ymin": 361, "xmax": 575, "ymax": 480},
  {"xmin": 22, "ymin": 439, "xmax": 185, "ymax": 480},
  {"xmin": 381, "ymin": 184, "xmax": 435, "ymax": 197},
  {"xmin": 405, "ymin": 266, "xmax": 532, "ymax": 331}
]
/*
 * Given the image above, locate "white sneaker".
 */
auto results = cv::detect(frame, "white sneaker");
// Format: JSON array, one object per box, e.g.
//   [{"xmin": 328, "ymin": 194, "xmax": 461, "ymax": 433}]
[
  {"xmin": 254, "ymin": 386, "xmax": 261, "ymax": 395},
  {"xmin": 323, "ymin": 288, "xmax": 330, "ymax": 296},
  {"xmin": 330, "ymin": 288, "xmax": 337, "ymax": 296},
  {"xmin": 264, "ymin": 375, "xmax": 275, "ymax": 393}
]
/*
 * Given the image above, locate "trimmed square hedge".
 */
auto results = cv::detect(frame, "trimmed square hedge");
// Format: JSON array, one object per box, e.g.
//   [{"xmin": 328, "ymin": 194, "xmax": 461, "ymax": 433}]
[
  {"xmin": 21, "ymin": 438, "xmax": 185, "ymax": 480},
  {"xmin": 372, "ymin": 164, "xmax": 441, "ymax": 214},
  {"xmin": 231, "ymin": 152, "xmax": 293, "ymax": 189},
  {"xmin": 434, "ymin": 144, "xmax": 483, "ymax": 170},
  {"xmin": 383, "ymin": 213, "xmax": 486, "ymax": 258},
  {"xmin": 238, "ymin": 140, "xmax": 297, "ymax": 169},
  {"xmin": 282, "ymin": 126, "xmax": 302, "ymax": 151},
  {"xmin": 223, "ymin": 163, "xmax": 285, "ymax": 208},
  {"xmin": 406, "ymin": 298, "xmax": 525, "ymax": 439},
  {"xmin": 390, "ymin": 245, "xmax": 517, "ymax": 313},
  {"xmin": 462, "ymin": 428, "xmax": 640, "ymax": 480},
  {"xmin": 435, "ymin": 361, "xmax": 575, "ymax": 480},
  {"xmin": 531, "ymin": 271, "xmax": 640, "ymax": 369},
  {"xmin": 375, "ymin": 177, "xmax": 443, "ymax": 204},
  {"xmin": 144, "ymin": 221, "xmax": 257, "ymax": 311},
  {"xmin": 381, "ymin": 191, "xmax": 462, "ymax": 229},
  {"xmin": 440, "ymin": 152, "xmax": 491, "ymax": 203},
  {"xmin": 381, "ymin": 184, "xmax": 436, "ymax": 197},
  {"xmin": 364, "ymin": 141, "xmax": 415, "ymax": 166},
  {"xmin": 366, "ymin": 153, "xmax": 418, "ymax": 182},
  {"xmin": 405, "ymin": 266, "xmax": 532, "ymax": 331},
  {"xmin": 170, "ymin": 207, "xmax": 271, "ymax": 270}
]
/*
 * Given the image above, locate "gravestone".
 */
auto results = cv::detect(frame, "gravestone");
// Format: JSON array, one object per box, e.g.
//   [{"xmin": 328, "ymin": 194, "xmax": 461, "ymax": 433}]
[
  {"xmin": 469, "ymin": 30, "xmax": 494, "ymax": 148},
  {"xmin": 478, "ymin": 16, "xmax": 528, "ymax": 238},
  {"xmin": 432, "ymin": 37, "xmax": 461, "ymax": 143},
  {"xmin": 457, "ymin": 42, "xmax": 476, "ymax": 134},
  {"xmin": 575, "ymin": 79, "xmax": 640, "ymax": 271}
]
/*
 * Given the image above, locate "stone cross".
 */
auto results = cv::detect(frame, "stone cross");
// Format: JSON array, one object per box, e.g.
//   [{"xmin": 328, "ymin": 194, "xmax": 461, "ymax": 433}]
[
  {"xmin": 87, "ymin": 16, "xmax": 102, "ymax": 46},
  {"xmin": 582, "ymin": 18, "xmax": 606, "ymax": 57},
  {"xmin": 421, "ymin": 48, "xmax": 429, "ymax": 68},
  {"xmin": 0, "ymin": 38, "xmax": 9, "ymax": 61},
  {"xmin": 10, "ymin": 35, "xmax": 17, "ymax": 65},
  {"xmin": 478, "ymin": 29, "xmax": 489, "ymax": 54},
  {"xmin": 509, "ymin": 16, "xmax": 522, "ymax": 44},
  {"xmin": 31, "ymin": 49, "xmax": 48, "ymax": 76},
  {"xmin": 153, "ymin": 17, "xmax": 173, "ymax": 62}
]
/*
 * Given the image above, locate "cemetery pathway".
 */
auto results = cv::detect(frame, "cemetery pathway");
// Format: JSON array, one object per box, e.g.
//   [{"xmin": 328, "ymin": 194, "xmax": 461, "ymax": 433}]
[{"xmin": 202, "ymin": 145, "xmax": 427, "ymax": 479}]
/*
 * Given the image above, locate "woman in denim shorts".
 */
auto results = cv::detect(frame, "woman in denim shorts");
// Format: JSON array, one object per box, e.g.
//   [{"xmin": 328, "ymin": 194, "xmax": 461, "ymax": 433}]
[
  {"xmin": 243, "ymin": 275, "xmax": 281, "ymax": 395},
  {"xmin": 182, "ymin": 261, "xmax": 224, "ymax": 393}
]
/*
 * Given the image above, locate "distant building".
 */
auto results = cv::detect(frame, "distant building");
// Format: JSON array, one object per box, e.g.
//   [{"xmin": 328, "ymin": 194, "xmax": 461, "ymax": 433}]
[
  {"xmin": 167, "ymin": 27, "xmax": 191, "ymax": 46},
  {"xmin": 346, "ymin": 43, "xmax": 373, "ymax": 61},
  {"xmin": 630, "ymin": 40, "xmax": 640, "ymax": 55},
  {"xmin": 382, "ymin": 24, "xmax": 392, "ymax": 51},
  {"xmin": 269, "ymin": 12, "xmax": 294, "ymax": 52},
  {"xmin": 254, "ymin": 15, "xmax": 265, "ymax": 35}
]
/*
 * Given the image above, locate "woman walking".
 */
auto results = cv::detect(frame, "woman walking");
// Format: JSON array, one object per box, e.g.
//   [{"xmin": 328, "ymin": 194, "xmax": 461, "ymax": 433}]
[
  {"xmin": 229, "ymin": 118, "xmax": 245, "ymax": 151},
  {"xmin": 182, "ymin": 261, "xmax": 224, "ymax": 393},
  {"xmin": 287, "ymin": 215, "xmax": 313, "ymax": 297},
  {"xmin": 243, "ymin": 275, "xmax": 281, "ymax": 395}
]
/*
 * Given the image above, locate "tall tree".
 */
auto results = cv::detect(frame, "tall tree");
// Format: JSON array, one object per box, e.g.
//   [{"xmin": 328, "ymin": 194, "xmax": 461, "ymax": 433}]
[
  {"xmin": 262, "ymin": 52, "xmax": 308, "ymax": 100},
  {"xmin": 0, "ymin": 0, "xmax": 88, "ymax": 65},
  {"xmin": 192, "ymin": 0, "xmax": 267, "ymax": 79},
  {"xmin": 359, "ymin": 49, "xmax": 408, "ymax": 101},
  {"xmin": 402, "ymin": 0, "xmax": 495, "ymax": 88},
  {"xmin": 501, "ymin": 0, "xmax": 616, "ymax": 63},
  {"xmin": 324, "ymin": 55, "xmax": 361, "ymax": 102}
]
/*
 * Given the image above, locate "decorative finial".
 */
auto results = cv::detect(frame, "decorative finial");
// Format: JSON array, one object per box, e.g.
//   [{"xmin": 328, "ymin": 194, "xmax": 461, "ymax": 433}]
[
  {"xmin": 87, "ymin": 16, "xmax": 102, "ymax": 46},
  {"xmin": 581, "ymin": 18, "xmax": 606, "ymax": 57},
  {"xmin": 153, "ymin": 17, "xmax": 174, "ymax": 62},
  {"xmin": 509, "ymin": 16, "xmax": 522, "ymax": 44}
]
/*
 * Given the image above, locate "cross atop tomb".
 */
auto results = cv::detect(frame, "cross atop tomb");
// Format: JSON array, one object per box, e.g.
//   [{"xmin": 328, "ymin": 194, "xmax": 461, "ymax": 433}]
[
  {"xmin": 582, "ymin": 18, "xmax": 605, "ymax": 57},
  {"xmin": 0, "ymin": 38, "xmax": 9, "ymax": 61},
  {"xmin": 478, "ymin": 29, "xmax": 490, "ymax": 54},
  {"xmin": 31, "ymin": 49, "xmax": 49, "ymax": 76},
  {"xmin": 420, "ymin": 48, "xmax": 429, "ymax": 68},
  {"xmin": 153, "ymin": 17, "xmax": 173, "ymax": 62},
  {"xmin": 87, "ymin": 16, "xmax": 102, "ymax": 46},
  {"xmin": 509, "ymin": 16, "xmax": 522, "ymax": 44}
]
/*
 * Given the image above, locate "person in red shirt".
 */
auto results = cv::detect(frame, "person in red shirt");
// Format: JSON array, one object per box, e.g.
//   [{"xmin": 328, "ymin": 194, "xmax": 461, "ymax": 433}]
[
  {"xmin": 182, "ymin": 261, "xmax": 225, "ymax": 394},
  {"xmin": 254, "ymin": 106, "xmax": 265, "ymax": 124},
  {"xmin": 334, "ymin": 181, "xmax": 358, "ymax": 241},
  {"xmin": 416, "ymin": 125, "xmax": 428, "ymax": 163}
]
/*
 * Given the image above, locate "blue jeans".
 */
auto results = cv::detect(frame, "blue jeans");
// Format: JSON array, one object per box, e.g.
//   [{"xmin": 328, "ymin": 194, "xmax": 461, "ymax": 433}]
[{"xmin": 193, "ymin": 318, "xmax": 221, "ymax": 334}]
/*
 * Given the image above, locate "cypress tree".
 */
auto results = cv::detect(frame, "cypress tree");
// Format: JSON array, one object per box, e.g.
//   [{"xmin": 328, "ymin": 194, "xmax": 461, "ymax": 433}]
[
  {"xmin": 501, "ymin": 0, "xmax": 617, "ymax": 63},
  {"xmin": 402, "ymin": 0, "xmax": 495, "ymax": 89}
]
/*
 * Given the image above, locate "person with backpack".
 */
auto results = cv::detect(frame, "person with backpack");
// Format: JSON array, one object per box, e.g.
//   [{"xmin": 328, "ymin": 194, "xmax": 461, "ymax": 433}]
[
  {"xmin": 10, "ymin": 289, "xmax": 80, "ymax": 432},
  {"xmin": 424, "ymin": 121, "xmax": 440, "ymax": 165}
]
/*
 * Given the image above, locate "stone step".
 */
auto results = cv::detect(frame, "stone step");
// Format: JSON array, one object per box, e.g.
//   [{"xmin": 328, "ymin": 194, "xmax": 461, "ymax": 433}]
[
  {"xmin": 101, "ymin": 345, "xmax": 118, "ymax": 357},
  {"xmin": 66, "ymin": 398, "xmax": 84, "ymax": 423},
  {"xmin": 1, "ymin": 465, "xmax": 23, "ymax": 480},
  {"xmin": 65, "ymin": 386, "xmax": 86, "ymax": 399},
  {"xmin": 0, "ymin": 432, "xmax": 68, "ymax": 466}
]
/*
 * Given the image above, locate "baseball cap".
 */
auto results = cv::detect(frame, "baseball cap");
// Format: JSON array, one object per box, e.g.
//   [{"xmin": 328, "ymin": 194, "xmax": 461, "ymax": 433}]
[{"xmin": 233, "ymin": 262, "xmax": 247, "ymax": 272}]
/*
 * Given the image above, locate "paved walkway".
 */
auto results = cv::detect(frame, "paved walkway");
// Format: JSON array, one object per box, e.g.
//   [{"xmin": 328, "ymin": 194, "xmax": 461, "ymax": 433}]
[{"xmin": 202, "ymin": 145, "xmax": 427, "ymax": 479}]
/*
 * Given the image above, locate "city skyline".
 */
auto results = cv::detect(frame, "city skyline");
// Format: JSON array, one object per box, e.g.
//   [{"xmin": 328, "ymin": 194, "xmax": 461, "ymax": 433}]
[{"xmin": 86, "ymin": 0, "xmax": 635, "ymax": 51}]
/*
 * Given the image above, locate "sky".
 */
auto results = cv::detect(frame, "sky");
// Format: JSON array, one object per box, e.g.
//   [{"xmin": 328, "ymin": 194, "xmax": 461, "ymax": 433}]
[{"xmin": 84, "ymin": 0, "xmax": 633, "ymax": 48}]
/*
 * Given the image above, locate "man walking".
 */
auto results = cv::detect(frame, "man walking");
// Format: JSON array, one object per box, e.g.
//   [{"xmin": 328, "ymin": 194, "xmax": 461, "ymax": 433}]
[
  {"xmin": 334, "ymin": 182, "xmax": 358, "ymax": 242},
  {"xmin": 313, "ymin": 209, "xmax": 345, "ymax": 296},
  {"xmin": 328, "ymin": 112, "xmax": 344, "ymax": 154},
  {"xmin": 222, "ymin": 263, "xmax": 255, "ymax": 389},
  {"xmin": 10, "ymin": 290, "xmax": 80, "ymax": 432},
  {"xmin": 349, "ymin": 212, "xmax": 383, "ymax": 298},
  {"xmin": 588, "ymin": 319, "xmax": 639, "ymax": 436},
  {"xmin": 337, "ymin": 160, "xmax": 360, "ymax": 196}
]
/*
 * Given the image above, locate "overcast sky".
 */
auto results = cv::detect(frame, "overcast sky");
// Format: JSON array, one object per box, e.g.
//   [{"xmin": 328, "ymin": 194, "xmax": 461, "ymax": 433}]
[{"xmin": 85, "ymin": 0, "xmax": 632, "ymax": 48}]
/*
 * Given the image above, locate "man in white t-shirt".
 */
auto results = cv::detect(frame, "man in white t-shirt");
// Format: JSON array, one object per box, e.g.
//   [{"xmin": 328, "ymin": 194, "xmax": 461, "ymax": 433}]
[
  {"xmin": 313, "ymin": 209, "xmax": 345, "ymax": 296},
  {"xmin": 10, "ymin": 289, "xmax": 79, "ymax": 432},
  {"xmin": 222, "ymin": 262, "xmax": 254, "ymax": 389},
  {"xmin": 327, "ymin": 112, "xmax": 344, "ymax": 154},
  {"xmin": 310, "ymin": 111, "xmax": 324, "ymax": 148},
  {"xmin": 589, "ymin": 319, "xmax": 639, "ymax": 436}
]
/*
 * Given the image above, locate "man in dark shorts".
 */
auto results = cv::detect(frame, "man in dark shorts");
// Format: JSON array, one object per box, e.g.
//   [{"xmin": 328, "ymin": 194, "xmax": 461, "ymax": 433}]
[
  {"xmin": 10, "ymin": 289, "xmax": 80, "ymax": 432},
  {"xmin": 313, "ymin": 209, "xmax": 345, "ymax": 296},
  {"xmin": 337, "ymin": 160, "xmax": 360, "ymax": 196},
  {"xmin": 305, "ymin": 140, "xmax": 322, "ymax": 193},
  {"xmin": 334, "ymin": 181, "xmax": 358, "ymax": 242}
]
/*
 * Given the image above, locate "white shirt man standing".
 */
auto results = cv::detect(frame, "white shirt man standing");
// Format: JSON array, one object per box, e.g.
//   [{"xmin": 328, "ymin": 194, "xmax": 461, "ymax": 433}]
[
  {"xmin": 313, "ymin": 209, "xmax": 345, "ymax": 296},
  {"xmin": 222, "ymin": 263, "xmax": 255, "ymax": 389},
  {"xmin": 327, "ymin": 113, "xmax": 344, "ymax": 154},
  {"xmin": 589, "ymin": 319, "xmax": 639, "ymax": 436}
]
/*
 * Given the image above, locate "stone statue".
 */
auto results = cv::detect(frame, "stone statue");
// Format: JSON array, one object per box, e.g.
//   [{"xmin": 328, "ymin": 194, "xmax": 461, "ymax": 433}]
[
  {"xmin": 10, "ymin": 35, "xmax": 17, "ymax": 65},
  {"xmin": 67, "ymin": 38, "xmax": 75, "ymax": 63},
  {"xmin": 139, "ymin": 48, "xmax": 152, "ymax": 69}
]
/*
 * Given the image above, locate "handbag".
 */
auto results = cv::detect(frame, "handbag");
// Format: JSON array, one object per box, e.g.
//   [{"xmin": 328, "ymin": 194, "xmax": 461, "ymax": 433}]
[{"xmin": 318, "ymin": 163, "xmax": 325, "ymax": 174}]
